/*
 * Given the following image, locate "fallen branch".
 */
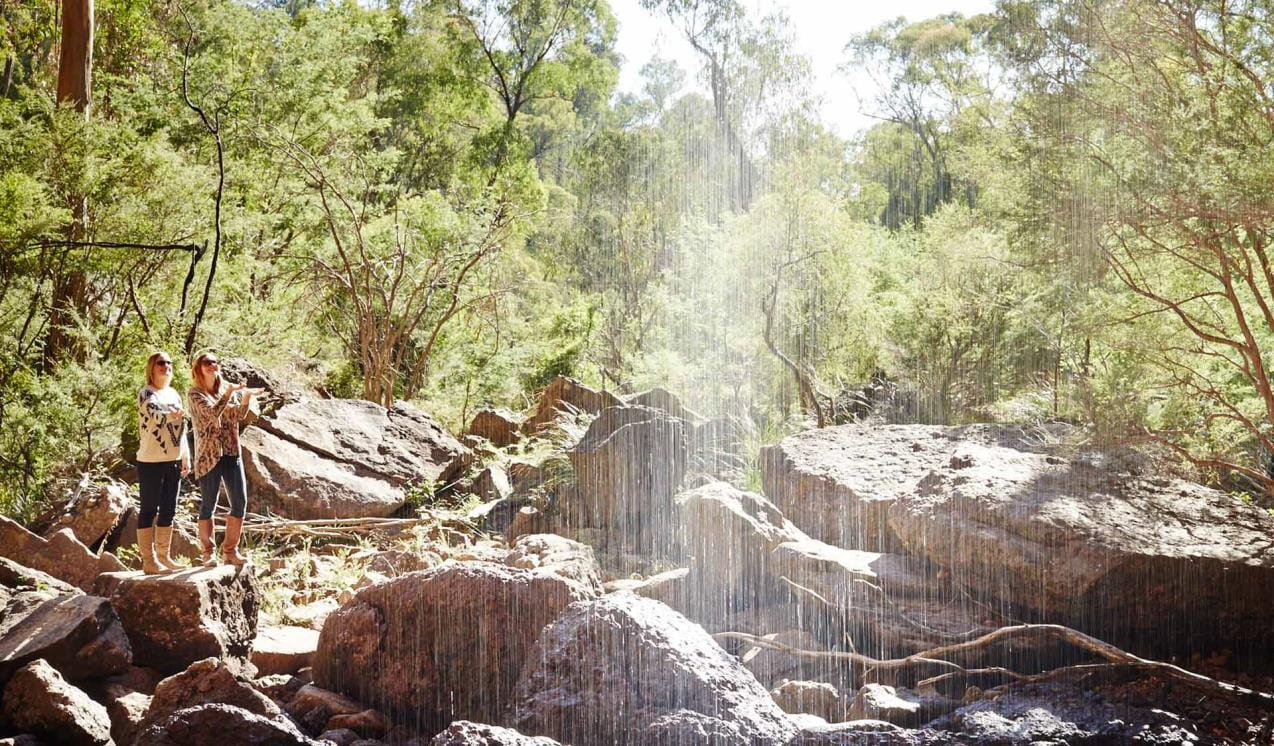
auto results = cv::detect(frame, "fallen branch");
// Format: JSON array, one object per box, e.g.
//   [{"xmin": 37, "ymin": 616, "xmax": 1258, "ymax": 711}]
[{"xmin": 713, "ymin": 623, "xmax": 1274, "ymax": 706}]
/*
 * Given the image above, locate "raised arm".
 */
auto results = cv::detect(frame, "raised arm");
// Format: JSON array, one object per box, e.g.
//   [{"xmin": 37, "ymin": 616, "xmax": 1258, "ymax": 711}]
[{"xmin": 187, "ymin": 384, "xmax": 240, "ymax": 426}]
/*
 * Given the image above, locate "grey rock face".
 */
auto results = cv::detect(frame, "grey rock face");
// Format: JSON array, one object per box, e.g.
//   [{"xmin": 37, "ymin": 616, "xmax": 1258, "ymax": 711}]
[
  {"xmin": 313, "ymin": 560, "xmax": 598, "ymax": 734},
  {"xmin": 1, "ymin": 659, "xmax": 112, "ymax": 746},
  {"xmin": 0, "ymin": 589, "xmax": 130, "ymax": 686},
  {"xmin": 512, "ymin": 593, "xmax": 796, "ymax": 746}
]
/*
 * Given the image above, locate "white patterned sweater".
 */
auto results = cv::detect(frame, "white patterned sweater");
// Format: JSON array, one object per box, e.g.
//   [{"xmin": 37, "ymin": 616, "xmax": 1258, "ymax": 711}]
[{"xmin": 136, "ymin": 385, "xmax": 190, "ymax": 463}]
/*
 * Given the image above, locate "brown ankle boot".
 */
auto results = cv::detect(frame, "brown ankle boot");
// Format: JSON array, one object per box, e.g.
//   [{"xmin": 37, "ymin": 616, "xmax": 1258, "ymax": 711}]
[
  {"xmin": 154, "ymin": 525, "xmax": 181, "ymax": 571},
  {"xmin": 198, "ymin": 519, "xmax": 218, "ymax": 567},
  {"xmin": 221, "ymin": 516, "xmax": 249, "ymax": 567},
  {"xmin": 137, "ymin": 526, "xmax": 163, "ymax": 574}
]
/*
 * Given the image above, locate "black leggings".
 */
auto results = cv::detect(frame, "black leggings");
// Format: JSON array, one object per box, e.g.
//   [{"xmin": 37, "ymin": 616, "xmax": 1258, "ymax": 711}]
[{"xmin": 137, "ymin": 460, "xmax": 181, "ymax": 528}]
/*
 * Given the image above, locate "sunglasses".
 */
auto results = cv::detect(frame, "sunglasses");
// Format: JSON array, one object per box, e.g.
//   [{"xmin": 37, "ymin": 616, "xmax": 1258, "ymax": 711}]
[
  {"xmin": 201, "ymin": 359, "xmax": 220, "ymax": 367},
  {"xmin": 156, "ymin": 360, "xmax": 173, "ymax": 368}
]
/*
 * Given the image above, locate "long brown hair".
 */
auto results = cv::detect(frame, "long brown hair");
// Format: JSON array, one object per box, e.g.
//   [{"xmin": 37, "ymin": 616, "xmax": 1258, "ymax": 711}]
[
  {"xmin": 190, "ymin": 351, "xmax": 221, "ymax": 394},
  {"xmin": 145, "ymin": 352, "xmax": 173, "ymax": 388}
]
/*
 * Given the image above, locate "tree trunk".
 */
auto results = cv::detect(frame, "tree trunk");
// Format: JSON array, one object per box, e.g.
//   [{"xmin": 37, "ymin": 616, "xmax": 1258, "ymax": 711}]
[
  {"xmin": 44, "ymin": 0, "xmax": 94, "ymax": 372},
  {"xmin": 56, "ymin": 0, "xmax": 93, "ymax": 114}
]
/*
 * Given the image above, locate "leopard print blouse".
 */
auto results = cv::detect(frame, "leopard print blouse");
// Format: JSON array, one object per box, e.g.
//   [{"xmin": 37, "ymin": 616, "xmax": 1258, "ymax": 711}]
[{"xmin": 188, "ymin": 383, "xmax": 246, "ymax": 479}]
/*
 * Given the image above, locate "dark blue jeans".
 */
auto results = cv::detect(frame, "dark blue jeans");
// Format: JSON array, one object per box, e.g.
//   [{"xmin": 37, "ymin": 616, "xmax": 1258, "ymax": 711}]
[
  {"xmin": 137, "ymin": 460, "xmax": 180, "ymax": 528},
  {"xmin": 198, "ymin": 455, "xmax": 247, "ymax": 519}
]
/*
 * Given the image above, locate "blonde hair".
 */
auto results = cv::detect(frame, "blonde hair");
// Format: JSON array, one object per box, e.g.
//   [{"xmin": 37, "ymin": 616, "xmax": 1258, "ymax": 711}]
[
  {"xmin": 145, "ymin": 352, "xmax": 173, "ymax": 388},
  {"xmin": 190, "ymin": 351, "xmax": 220, "ymax": 393}
]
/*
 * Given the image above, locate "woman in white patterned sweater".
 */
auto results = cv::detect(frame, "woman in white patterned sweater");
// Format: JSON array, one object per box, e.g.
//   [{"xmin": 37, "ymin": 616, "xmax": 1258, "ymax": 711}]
[
  {"xmin": 136, "ymin": 351, "xmax": 191, "ymax": 574},
  {"xmin": 188, "ymin": 352, "xmax": 261, "ymax": 566}
]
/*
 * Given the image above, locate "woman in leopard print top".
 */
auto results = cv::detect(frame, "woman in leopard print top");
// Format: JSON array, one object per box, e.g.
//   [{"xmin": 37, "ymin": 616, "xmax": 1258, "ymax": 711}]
[{"xmin": 188, "ymin": 352, "xmax": 261, "ymax": 566}]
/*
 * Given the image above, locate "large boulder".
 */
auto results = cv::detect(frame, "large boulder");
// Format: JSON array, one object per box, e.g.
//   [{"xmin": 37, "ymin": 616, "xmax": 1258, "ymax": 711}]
[
  {"xmin": 568, "ymin": 406, "xmax": 690, "ymax": 556},
  {"xmin": 677, "ymin": 482, "xmax": 808, "ymax": 619},
  {"xmin": 524, "ymin": 376, "xmax": 623, "ymax": 433},
  {"xmin": 502, "ymin": 533, "xmax": 604, "ymax": 597},
  {"xmin": 0, "ymin": 518, "xmax": 106, "ymax": 591},
  {"xmin": 313, "ymin": 560, "xmax": 599, "ymax": 734},
  {"xmin": 0, "ymin": 589, "xmax": 130, "ymax": 686},
  {"xmin": 511, "ymin": 593, "xmax": 797, "ymax": 746},
  {"xmin": 133, "ymin": 703, "xmax": 321, "ymax": 746},
  {"xmin": 431, "ymin": 721, "xmax": 563, "ymax": 746},
  {"xmin": 43, "ymin": 480, "xmax": 131, "ymax": 551},
  {"xmin": 758, "ymin": 425, "xmax": 965, "ymax": 551},
  {"xmin": 886, "ymin": 434, "xmax": 1274, "ymax": 664},
  {"xmin": 1, "ymin": 659, "xmax": 112, "ymax": 746},
  {"xmin": 94, "ymin": 566, "xmax": 260, "ymax": 674},
  {"xmin": 241, "ymin": 428, "xmax": 407, "ymax": 519},
  {"xmin": 466, "ymin": 408, "xmax": 524, "ymax": 447},
  {"xmin": 623, "ymin": 387, "xmax": 702, "ymax": 423},
  {"xmin": 243, "ymin": 398, "xmax": 470, "ymax": 519},
  {"xmin": 142, "ymin": 657, "xmax": 281, "ymax": 730},
  {"xmin": 251, "ymin": 625, "xmax": 319, "ymax": 677},
  {"xmin": 930, "ymin": 680, "xmax": 1212, "ymax": 744}
]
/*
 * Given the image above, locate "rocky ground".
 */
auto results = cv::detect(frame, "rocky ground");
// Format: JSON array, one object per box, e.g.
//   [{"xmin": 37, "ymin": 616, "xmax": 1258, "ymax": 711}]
[{"xmin": 0, "ymin": 367, "xmax": 1271, "ymax": 745}]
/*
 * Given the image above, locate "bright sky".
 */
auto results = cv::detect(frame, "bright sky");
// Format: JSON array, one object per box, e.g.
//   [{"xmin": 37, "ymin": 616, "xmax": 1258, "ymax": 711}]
[{"xmin": 610, "ymin": 0, "xmax": 996, "ymax": 138}]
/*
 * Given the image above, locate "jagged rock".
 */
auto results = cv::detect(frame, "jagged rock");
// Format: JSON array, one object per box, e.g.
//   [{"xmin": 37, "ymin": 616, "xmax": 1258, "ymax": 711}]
[
  {"xmin": 505, "ymin": 506, "xmax": 554, "ymax": 544},
  {"xmin": 466, "ymin": 409, "xmax": 523, "ymax": 447},
  {"xmin": 0, "ymin": 519, "xmax": 101, "ymax": 591},
  {"xmin": 95, "ymin": 683, "xmax": 151, "ymax": 746},
  {"xmin": 568, "ymin": 406, "xmax": 689, "ymax": 556},
  {"xmin": 252, "ymin": 626, "xmax": 320, "ymax": 677},
  {"xmin": 524, "ymin": 376, "xmax": 623, "ymax": 433},
  {"xmin": 636, "ymin": 709, "xmax": 752, "ymax": 745},
  {"xmin": 362, "ymin": 549, "xmax": 441, "ymax": 577},
  {"xmin": 43, "ymin": 481, "xmax": 130, "ymax": 552},
  {"xmin": 503, "ymin": 533, "xmax": 604, "ymax": 597},
  {"xmin": 254, "ymin": 672, "xmax": 307, "ymax": 704},
  {"xmin": 284, "ymin": 684, "xmax": 364, "ymax": 735},
  {"xmin": 132, "ymin": 703, "xmax": 320, "ymax": 746},
  {"xmin": 313, "ymin": 561, "xmax": 599, "ymax": 733},
  {"xmin": 469, "ymin": 464, "xmax": 513, "ymax": 503},
  {"xmin": 623, "ymin": 388, "xmax": 702, "ymax": 422},
  {"xmin": 0, "ymin": 556, "xmax": 77, "ymax": 594},
  {"xmin": 845, "ymin": 684, "xmax": 956, "ymax": 727},
  {"xmin": 689, "ymin": 417, "xmax": 752, "ymax": 484},
  {"xmin": 94, "ymin": 566, "xmax": 259, "ymax": 675},
  {"xmin": 791, "ymin": 720, "xmax": 955, "ymax": 745},
  {"xmin": 1, "ymin": 659, "xmax": 111, "ymax": 746},
  {"xmin": 0, "ymin": 589, "xmax": 130, "ymax": 686},
  {"xmin": 430, "ymin": 721, "xmax": 563, "ymax": 746},
  {"xmin": 770, "ymin": 680, "xmax": 844, "ymax": 721},
  {"xmin": 885, "ymin": 431, "xmax": 1274, "ymax": 663},
  {"xmin": 931, "ymin": 681, "xmax": 1208, "ymax": 744},
  {"xmin": 319, "ymin": 729, "xmax": 361, "ymax": 746},
  {"xmin": 143, "ymin": 657, "xmax": 281, "ymax": 730},
  {"xmin": 608, "ymin": 567, "xmax": 689, "ymax": 612},
  {"xmin": 511, "ymin": 593, "xmax": 796, "ymax": 745},
  {"xmin": 469, "ymin": 495, "xmax": 538, "ymax": 537},
  {"xmin": 677, "ymin": 482, "xmax": 808, "ymax": 618},
  {"xmin": 324, "ymin": 709, "xmax": 389, "ymax": 738},
  {"xmin": 243, "ymin": 398, "xmax": 470, "ymax": 520}
]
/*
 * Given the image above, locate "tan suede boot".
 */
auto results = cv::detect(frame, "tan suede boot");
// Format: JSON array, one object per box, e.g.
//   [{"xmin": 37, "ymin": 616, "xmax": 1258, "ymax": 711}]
[
  {"xmin": 198, "ymin": 519, "xmax": 218, "ymax": 567},
  {"xmin": 137, "ymin": 526, "xmax": 162, "ymax": 574},
  {"xmin": 154, "ymin": 525, "xmax": 181, "ymax": 571},
  {"xmin": 221, "ymin": 515, "xmax": 249, "ymax": 567}
]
